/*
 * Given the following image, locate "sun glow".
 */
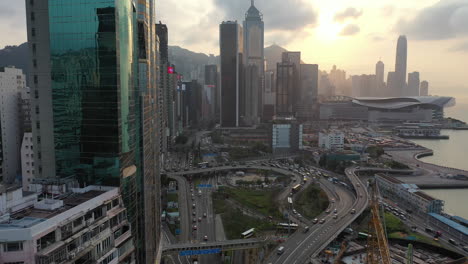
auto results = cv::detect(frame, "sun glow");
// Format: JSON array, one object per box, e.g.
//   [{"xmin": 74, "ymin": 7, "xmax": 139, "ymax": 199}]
[{"xmin": 315, "ymin": 12, "xmax": 343, "ymax": 41}]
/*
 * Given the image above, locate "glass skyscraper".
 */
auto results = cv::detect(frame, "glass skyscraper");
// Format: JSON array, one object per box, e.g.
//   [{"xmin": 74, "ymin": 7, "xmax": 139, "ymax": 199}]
[
  {"xmin": 243, "ymin": 0, "xmax": 264, "ymax": 125},
  {"xmin": 26, "ymin": 1, "xmax": 161, "ymax": 263}
]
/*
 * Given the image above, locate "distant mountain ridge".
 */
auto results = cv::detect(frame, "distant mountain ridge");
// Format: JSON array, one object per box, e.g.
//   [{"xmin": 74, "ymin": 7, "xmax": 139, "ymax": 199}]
[
  {"xmin": 0, "ymin": 43, "xmax": 29, "ymax": 77},
  {"xmin": 0, "ymin": 43, "xmax": 288, "ymax": 82}
]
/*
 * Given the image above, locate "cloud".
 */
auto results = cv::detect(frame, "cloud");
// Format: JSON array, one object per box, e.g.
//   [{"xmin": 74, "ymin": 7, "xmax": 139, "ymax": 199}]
[
  {"xmin": 339, "ymin": 24, "xmax": 360, "ymax": 36},
  {"xmin": 213, "ymin": 0, "xmax": 318, "ymax": 31},
  {"xmin": 397, "ymin": 0, "xmax": 468, "ymax": 40},
  {"xmin": 449, "ymin": 41, "xmax": 468, "ymax": 52},
  {"xmin": 334, "ymin": 7, "xmax": 363, "ymax": 23},
  {"xmin": 0, "ymin": 0, "xmax": 26, "ymax": 48}
]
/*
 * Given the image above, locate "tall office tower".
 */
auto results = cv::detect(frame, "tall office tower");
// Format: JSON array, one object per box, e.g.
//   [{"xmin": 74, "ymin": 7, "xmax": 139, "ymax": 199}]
[
  {"xmin": 25, "ymin": 1, "xmax": 161, "ymax": 263},
  {"xmin": 0, "ymin": 67, "xmax": 24, "ymax": 184},
  {"xmin": 297, "ymin": 64, "xmax": 319, "ymax": 121},
  {"xmin": 420, "ymin": 81, "xmax": 429, "ymax": 96},
  {"xmin": 376, "ymin": 61, "xmax": 385, "ymax": 96},
  {"xmin": 395, "ymin": 35, "xmax": 408, "ymax": 96},
  {"xmin": 205, "ymin": 65, "xmax": 219, "ymax": 122},
  {"xmin": 157, "ymin": 23, "xmax": 169, "ymax": 160},
  {"xmin": 184, "ymin": 80, "xmax": 203, "ymax": 127},
  {"xmin": 263, "ymin": 70, "xmax": 275, "ymax": 121},
  {"xmin": 220, "ymin": 21, "xmax": 244, "ymax": 127},
  {"xmin": 243, "ymin": 0, "xmax": 265, "ymax": 126},
  {"xmin": 387, "ymin": 71, "xmax": 397, "ymax": 97},
  {"xmin": 280, "ymin": 52, "xmax": 301, "ymax": 113},
  {"xmin": 276, "ymin": 62, "xmax": 295, "ymax": 116},
  {"xmin": 408, "ymin": 72, "xmax": 420, "ymax": 96}
]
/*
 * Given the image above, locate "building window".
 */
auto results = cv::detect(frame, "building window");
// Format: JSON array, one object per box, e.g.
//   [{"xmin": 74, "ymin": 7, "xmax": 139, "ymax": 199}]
[
  {"xmin": 30, "ymin": 12, "xmax": 35, "ymax": 21},
  {"xmin": 3, "ymin": 242, "xmax": 24, "ymax": 252},
  {"xmin": 31, "ymin": 28, "xmax": 36, "ymax": 37},
  {"xmin": 36, "ymin": 122, "xmax": 40, "ymax": 129},
  {"xmin": 33, "ymin": 59, "xmax": 37, "ymax": 68},
  {"xmin": 33, "ymin": 75, "xmax": 38, "ymax": 84},
  {"xmin": 32, "ymin": 43, "xmax": 36, "ymax": 55},
  {"xmin": 34, "ymin": 90, "xmax": 38, "ymax": 99},
  {"xmin": 35, "ymin": 106, "xmax": 39, "ymax": 114},
  {"xmin": 30, "ymin": 0, "xmax": 34, "ymax": 5}
]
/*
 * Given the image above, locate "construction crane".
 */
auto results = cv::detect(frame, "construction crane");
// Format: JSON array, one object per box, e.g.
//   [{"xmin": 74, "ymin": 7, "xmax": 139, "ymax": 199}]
[
  {"xmin": 334, "ymin": 241, "xmax": 348, "ymax": 264},
  {"xmin": 366, "ymin": 179, "xmax": 392, "ymax": 264}
]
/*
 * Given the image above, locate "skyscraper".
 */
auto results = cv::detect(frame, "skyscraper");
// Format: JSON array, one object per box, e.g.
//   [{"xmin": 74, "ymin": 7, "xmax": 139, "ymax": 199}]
[
  {"xmin": 387, "ymin": 71, "xmax": 396, "ymax": 97},
  {"xmin": 243, "ymin": 0, "xmax": 264, "ymax": 126},
  {"xmin": 420, "ymin": 81, "xmax": 429, "ymax": 96},
  {"xmin": 25, "ymin": 1, "xmax": 161, "ymax": 262},
  {"xmin": 276, "ymin": 62, "xmax": 295, "ymax": 116},
  {"xmin": 408, "ymin": 72, "xmax": 420, "ymax": 96},
  {"xmin": 280, "ymin": 52, "xmax": 301, "ymax": 114},
  {"xmin": 220, "ymin": 21, "xmax": 244, "ymax": 127},
  {"xmin": 376, "ymin": 61, "xmax": 385, "ymax": 96},
  {"xmin": 205, "ymin": 65, "xmax": 219, "ymax": 122},
  {"xmin": 395, "ymin": 35, "xmax": 408, "ymax": 96},
  {"xmin": 297, "ymin": 64, "xmax": 319, "ymax": 121},
  {"xmin": 157, "ymin": 23, "xmax": 170, "ymax": 159}
]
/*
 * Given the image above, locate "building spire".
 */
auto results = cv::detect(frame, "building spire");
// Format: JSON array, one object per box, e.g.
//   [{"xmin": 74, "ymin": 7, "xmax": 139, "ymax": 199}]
[{"xmin": 251, "ymin": 0, "xmax": 254, "ymax": 6}]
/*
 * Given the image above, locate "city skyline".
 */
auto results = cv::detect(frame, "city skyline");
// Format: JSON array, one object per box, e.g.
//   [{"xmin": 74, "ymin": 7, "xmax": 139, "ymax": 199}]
[{"xmin": 1, "ymin": 0, "xmax": 468, "ymax": 101}]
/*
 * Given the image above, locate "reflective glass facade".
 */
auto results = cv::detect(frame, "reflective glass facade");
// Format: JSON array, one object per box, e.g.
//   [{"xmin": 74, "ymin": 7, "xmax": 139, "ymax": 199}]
[{"xmin": 48, "ymin": 0, "xmax": 137, "ymax": 184}]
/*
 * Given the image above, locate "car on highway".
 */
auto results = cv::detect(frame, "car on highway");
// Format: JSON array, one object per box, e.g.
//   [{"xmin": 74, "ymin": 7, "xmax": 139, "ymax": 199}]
[
  {"xmin": 198, "ymin": 217, "xmax": 202, "ymax": 222},
  {"xmin": 203, "ymin": 212, "xmax": 207, "ymax": 218},
  {"xmin": 304, "ymin": 226, "xmax": 310, "ymax": 233},
  {"xmin": 331, "ymin": 198, "xmax": 335, "ymax": 203},
  {"xmin": 350, "ymin": 209, "xmax": 356, "ymax": 214},
  {"xmin": 313, "ymin": 218, "xmax": 318, "ymax": 224},
  {"xmin": 325, "ymin": 209, "xmax": 331, "ymax": 214},
  {"xmin": 292, "ymin": 209, "xmax": 297, "ymax": 214},
  {"xmin": 192, "ymin": 211, "xmax": 196, "ymax": 216},
  {"xmin": 319, "ymin": 219, "xmax": 325, "ymax": 224},
  {"xmin": 277, "ymin": 246, "xmax": 285, "ymax": 255},
  {"xmin": 193, "ymin": 225, "xmax": 197, "ymax": 230},
  {"xmin": 333, "ymin": 214, "xmax": 338, "ymax": 219},
  {"xmin": 333, "ymin": 208, "xmax": 338, "ymax": 214},
  {"xmin": 192, "ymin": 218, "xmax": 196, "ymax": 223},
  {"xmin": 204, "ymin": 235, "xmax": 208, "ymax": 241}
]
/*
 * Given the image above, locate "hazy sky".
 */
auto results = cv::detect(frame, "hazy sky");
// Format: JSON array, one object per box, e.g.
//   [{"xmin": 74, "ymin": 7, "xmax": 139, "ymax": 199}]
[{"xmin": 1, "ymin": 0, "xmax": 468, "ymax": 102}]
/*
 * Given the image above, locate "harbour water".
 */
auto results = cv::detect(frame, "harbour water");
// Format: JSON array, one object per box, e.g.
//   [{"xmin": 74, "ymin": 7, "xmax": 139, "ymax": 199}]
[{"xmin": 410, "ymin": 104, "xmax": 468, "ymax": 219}]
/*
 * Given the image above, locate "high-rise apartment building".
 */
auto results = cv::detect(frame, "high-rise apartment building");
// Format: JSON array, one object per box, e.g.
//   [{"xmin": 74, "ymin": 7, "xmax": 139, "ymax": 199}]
[
  {"xmin": 420, "ymin": 81, "xmax": 429, "ymax": 96},
  {"xmin": 220, "ymin": 21, "xmax": 244, "ymax": 127},
  {"xmin": 243, "ymin": 0, "xmax": 264, "ymax": 126},
  {"xmin": 25, "ymin": 1, "xmax": 161, "ymax": 262},
  {"xmin": 157, "ymin": 23, "xmax": 171, "ymax": 156},
  {"xmin": 408, "ymin": 72, "xmax": 420, "ymax": 96},
  {"xmin": 395, "ymin": 35, "xmax": 408, "ymax": 96},
  {"xmin": 0, "ymin": 67, "xmax": 23, "ymax": 185}
]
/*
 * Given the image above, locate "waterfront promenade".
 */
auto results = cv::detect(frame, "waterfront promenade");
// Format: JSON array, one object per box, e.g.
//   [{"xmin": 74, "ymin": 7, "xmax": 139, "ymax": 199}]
[{"xmin": 386, "ymin": 149, "xmax": 468, "ymax": 188}]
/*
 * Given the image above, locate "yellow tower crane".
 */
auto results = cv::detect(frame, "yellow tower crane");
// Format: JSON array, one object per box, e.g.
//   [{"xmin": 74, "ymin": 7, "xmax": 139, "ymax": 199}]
[{"xmin": 366, "ymin": 180, "xmax": 392, "ymax": 264}]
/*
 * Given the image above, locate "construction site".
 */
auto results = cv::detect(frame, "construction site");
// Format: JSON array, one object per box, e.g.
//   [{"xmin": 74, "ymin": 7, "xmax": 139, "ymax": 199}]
[{"xmin": 316, "ymin": 180, "xmax": 468, "ymax": 264}]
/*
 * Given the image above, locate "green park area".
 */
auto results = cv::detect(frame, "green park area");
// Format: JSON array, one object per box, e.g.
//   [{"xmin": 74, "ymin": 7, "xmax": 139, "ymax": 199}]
[
  {"xmin": 222, "ymin": 187, "xmax": 282, "ymax": 218},
  {"xmin": 295, "ymin": 184, "xmax": 329, "ymax": 219},
  {"xmin": 212, "ymin": 190, "xmax": 276, "ymax": 239},
  {"xmin": 384, "ymin": 213, "xmax": 442, "ymax": 246}
]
